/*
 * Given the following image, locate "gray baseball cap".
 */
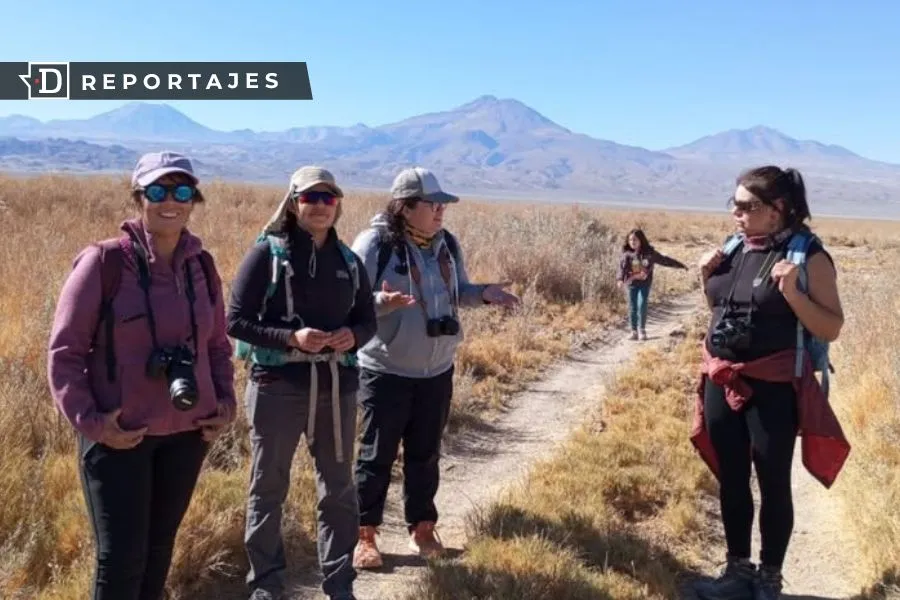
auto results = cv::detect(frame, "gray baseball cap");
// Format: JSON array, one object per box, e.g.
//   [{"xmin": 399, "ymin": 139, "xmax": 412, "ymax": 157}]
[
  {"xmin": 391, "ymin": 166, "xmax": 459, "ymax": 204},
  {"xmin": 131, "ymin": 151, "xmax": 198, "ymax": 188},
  {"xmin": 289, "ymin": 165, "xmax": 344, "ymax": 197}
]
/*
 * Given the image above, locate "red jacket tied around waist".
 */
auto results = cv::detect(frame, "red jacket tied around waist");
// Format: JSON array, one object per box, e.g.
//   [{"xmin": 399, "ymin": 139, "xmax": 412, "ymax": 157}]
[{"xmin": 690, "ymin": 344, "xmax": 850, "ymax": 489}]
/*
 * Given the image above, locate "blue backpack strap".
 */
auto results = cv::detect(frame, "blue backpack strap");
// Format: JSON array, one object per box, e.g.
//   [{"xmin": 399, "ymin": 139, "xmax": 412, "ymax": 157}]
[
  {"xmin": 785, "ymin": 230, "xmax": 831, "ymax": 396},
  {"xmin": 721, "ymin": 233, "xmax": 744, "ymax": 257},
  {"xmin": 787, "ymin": 232, "xmax": 811, "ymax": 379}
]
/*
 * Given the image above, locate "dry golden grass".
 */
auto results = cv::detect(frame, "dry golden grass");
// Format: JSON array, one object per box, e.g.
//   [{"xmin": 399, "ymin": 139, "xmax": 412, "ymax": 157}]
[
  {"xmin": 1, "ymin": 171, "xmax": 898, "ymax": 599},
  {"xmin": 826, "ymin": 247, "xmax": 900, "ymax": 600},
  {"xmin": 0, "ymin": 173, "xmax": 700, "ymax": 599},
  {"xmin": 405, "ymin": 313, "xmax": 714, "ymax": 599}
]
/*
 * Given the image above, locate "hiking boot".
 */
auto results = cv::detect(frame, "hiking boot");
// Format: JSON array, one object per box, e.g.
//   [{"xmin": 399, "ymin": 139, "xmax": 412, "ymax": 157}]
[
  {"xmin": 639, "ymin": 330, "xmax": 648, "ymax": 341},
  {"xmin": 629, "ymin": 330, "xmax": 639, "ymax": 340},
  {"xmin": 408, "ymin": 521, "xmax": 445, "ymax": 559},
  {"xmin": 693, "ymin": 557, "xmax": 756, "ymax": 599},
  {"xmin": 352, "ymin": 526, "xmax": 383, "ymax": 569},
  {"xmin": 753, "ymin": 566, "xmax": 783, "ymax": 600}
]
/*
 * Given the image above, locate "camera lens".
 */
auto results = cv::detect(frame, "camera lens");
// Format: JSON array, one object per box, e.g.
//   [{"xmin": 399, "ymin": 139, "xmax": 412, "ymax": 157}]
[
  {"xmin": 165, "ymin": 347, "xmax": 198, "ymax": 411},
  {"xmin": 426, "ymin": 319, "xmax": 441, "ymax": 337},
  {"xmin": 442, "ymin": 317, "xmax": 460, "ymax": 336},
  {"xmin": 170, "ymin": 378, "xmax": 198, "ymax": 411}
]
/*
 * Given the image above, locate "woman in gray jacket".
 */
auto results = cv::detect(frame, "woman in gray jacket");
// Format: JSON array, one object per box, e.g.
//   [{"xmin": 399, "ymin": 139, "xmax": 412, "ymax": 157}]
[{"xmin": 349, "ymin": 167, "xmax": 518, "ymax": 568}]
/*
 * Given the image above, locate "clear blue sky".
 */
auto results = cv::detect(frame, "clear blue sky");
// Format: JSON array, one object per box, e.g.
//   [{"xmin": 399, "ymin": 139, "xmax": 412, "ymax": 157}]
[{"xmin": 2, "ymin": 0, "xmax": 899, "ymax": 162}]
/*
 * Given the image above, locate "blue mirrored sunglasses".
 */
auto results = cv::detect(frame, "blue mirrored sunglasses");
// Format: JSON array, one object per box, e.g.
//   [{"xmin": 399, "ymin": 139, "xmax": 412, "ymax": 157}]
[{"xmin": 143, "ymin": 183, "xmax": 197, "ymax": 203}]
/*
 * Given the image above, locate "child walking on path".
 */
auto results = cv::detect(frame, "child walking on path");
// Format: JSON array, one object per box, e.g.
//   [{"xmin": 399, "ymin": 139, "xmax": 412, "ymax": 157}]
[{"xmin": 616, "ymin": 228, "xmax": 688, "ymax": 340}]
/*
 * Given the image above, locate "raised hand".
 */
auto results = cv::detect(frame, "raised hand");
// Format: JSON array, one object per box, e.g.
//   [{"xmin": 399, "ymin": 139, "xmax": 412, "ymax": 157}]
[
  {"xmin": 698, "ymin": 249, "xmax": 725, "ymax": 281},
  {"xmin": 482, "ymin": 282, "xmax": 520, "ymax": 308},
  {"xmin": 380, "ymin": 280, "xmax": 416, "ymax": 310}
]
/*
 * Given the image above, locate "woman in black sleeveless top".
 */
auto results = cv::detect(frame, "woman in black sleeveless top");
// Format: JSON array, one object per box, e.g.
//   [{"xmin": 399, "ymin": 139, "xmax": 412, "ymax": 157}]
[{"xmin": 693, "ymin": 166, "xmax": 844, "ymax": 600}]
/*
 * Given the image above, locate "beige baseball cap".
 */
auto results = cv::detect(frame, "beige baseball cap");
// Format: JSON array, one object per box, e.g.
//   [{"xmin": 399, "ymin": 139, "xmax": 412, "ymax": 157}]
[
  {"xmin": 289, "ymin": 166, "xmax": 344, "ymax": 197},
  {"xmin": 261, "ymin": 165, "xmax": 344, "ymax": 235}
]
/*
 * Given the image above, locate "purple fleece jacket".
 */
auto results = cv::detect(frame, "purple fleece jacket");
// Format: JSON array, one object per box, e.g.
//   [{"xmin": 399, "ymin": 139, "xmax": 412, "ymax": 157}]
[{"xmin": 47, "ymin": 218, "xmax": 236, "ymax": 442}]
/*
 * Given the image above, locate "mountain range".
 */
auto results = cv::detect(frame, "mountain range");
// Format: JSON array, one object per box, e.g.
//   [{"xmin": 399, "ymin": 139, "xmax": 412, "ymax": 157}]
[{"xmin": 2, "ymin": 96, "xmax": 898, "ymax": 218}]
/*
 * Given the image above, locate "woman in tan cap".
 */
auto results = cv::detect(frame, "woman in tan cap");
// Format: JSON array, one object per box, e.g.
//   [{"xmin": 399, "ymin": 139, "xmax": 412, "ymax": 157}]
[{"xmin": 227, "ymin": 166, "xmax": 377, "ymax": 600}]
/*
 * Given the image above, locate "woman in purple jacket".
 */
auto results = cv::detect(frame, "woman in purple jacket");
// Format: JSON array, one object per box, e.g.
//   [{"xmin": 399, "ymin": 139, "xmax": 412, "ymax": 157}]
[{"xmin": 47, "ymin": 151, "xmax": 237, "ymax": 600}]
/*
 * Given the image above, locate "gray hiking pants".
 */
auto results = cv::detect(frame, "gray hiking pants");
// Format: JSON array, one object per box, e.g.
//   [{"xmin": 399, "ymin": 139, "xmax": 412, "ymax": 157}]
[{"xmin": 243, "ymin": 374, "xmax": 359, "ymax": 598}]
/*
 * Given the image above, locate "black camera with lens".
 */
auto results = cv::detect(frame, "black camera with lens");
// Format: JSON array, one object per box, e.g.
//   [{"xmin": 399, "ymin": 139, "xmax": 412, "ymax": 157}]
[
  {"xmin": 426, "ymin": 316, "xmax": 460, "ymax": 338},
  {"xmin": 709, "ymin": 312, "xmax": 753, "ymax": 353},
  {"xmin": 146, "ymin": 346, "xmax": 199, "ymax": 411}
]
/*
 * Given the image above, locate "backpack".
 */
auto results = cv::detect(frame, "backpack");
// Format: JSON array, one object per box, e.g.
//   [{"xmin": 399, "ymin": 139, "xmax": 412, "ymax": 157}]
[
  {"xmin": 90, "ymin": 236, "xmax": 218, "ymax": 383},
  {"xmin": 233, "ymin": 233, "xmax": 361, "ymax": 368},
  {"xmin": 372, "ymin": 227, "xmax": 460, "ymax": 288},
  {"xmin": 721, "ymin": 229, "xmax": 835, "ymax": 397}
]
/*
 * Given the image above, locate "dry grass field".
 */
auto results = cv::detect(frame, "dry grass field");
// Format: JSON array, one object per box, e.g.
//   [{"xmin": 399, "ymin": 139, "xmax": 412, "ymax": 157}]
[
  {"xmin": 0, "ymin": 172, "xmax": 898, "ymax": 599},
  {"xmin": 403, "ymin": 311, "xmax": 715, "ymax": 599}
]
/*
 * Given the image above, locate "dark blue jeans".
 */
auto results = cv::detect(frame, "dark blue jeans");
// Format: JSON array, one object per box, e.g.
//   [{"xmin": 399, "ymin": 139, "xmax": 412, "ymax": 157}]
[{"xmin": 627, "ymin": 284, "xmax": 650, "ymax": 331}]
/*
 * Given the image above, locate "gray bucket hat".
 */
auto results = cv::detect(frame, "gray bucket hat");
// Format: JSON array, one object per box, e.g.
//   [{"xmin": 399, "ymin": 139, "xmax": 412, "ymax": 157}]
[
  {"xmin": 131, "ymin": 151, "xmax": 198, "ymax": 188},
  {"xmin": 391, "ymin": 166, "xmax": 459, "ymax": 204},
  {"xmin": 261, "ymin": 166, "xmax": 344, "ymax": 235}
]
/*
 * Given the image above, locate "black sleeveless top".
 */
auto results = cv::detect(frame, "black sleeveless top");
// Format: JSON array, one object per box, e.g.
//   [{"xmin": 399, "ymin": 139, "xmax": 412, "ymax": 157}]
[{"xmin": 704, "ymin": 235, "xmax": 830, "ymax": 363}]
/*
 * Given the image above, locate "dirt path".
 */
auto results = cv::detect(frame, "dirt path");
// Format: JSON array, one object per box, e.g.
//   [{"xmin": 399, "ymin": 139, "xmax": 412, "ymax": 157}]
[
  {"xmin": 288, "ymin": 295, "xmax": 699, "ymax": 600},
  {"xmin": 772, "ymin": 443, "xmax": 861, "ymax": 599}
]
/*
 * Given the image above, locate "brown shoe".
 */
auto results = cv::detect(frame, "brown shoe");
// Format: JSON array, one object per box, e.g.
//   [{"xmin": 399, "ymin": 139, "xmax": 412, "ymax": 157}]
[
  {"xmin": 408, "ymin": 521, "xmax": 444, "ymax": 559},
  {"xmin": 352, "ymin": 526, "xmax": 383, "ymax": 569}
]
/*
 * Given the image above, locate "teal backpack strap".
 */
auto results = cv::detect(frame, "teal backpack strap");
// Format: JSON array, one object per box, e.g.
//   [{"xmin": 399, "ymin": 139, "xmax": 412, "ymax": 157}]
[
  {"xmin": 263, "ymin": 234, "xmax": 299, "ymax": 324},
  {"xmin": 261, "ymin": 234, "xmax": 285, "ymax": 317},
  {"xmin": 234, "ymin": 233, "xmax": 295, "ymax": 367},
  {"xmin": 337, "ymin": 241, "xmax": 361, "ymax": 368},
  {"xmin": 338, "ymin": 241, "xmax": 360, "ymax": 306}
]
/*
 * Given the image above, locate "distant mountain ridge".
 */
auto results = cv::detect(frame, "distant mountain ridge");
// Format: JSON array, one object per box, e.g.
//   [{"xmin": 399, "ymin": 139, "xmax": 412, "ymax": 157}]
[
  {"xmin": 1, "ymin": 96, "xmax": 899, "ymax": 218},
  {"xmin": 664, "ymin": 125, "xmax": 863, "ymax": 162}
]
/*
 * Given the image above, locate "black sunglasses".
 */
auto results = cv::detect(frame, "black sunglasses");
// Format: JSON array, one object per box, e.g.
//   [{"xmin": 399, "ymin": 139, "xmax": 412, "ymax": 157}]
[{"xmin": 727, "ymin": 196, "xmax": 765, "ymax": 213}]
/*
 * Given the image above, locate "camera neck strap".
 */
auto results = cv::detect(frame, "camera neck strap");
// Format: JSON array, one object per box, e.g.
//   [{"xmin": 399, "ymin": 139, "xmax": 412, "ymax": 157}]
[
  {"xmin": 405, "ymin": 243, "xmax": 458, "ymax": 322},
  {"xmin": 724, "ymin": 248, "xmax": 780, "ymax": 317},
  {"xmin": 127, "ymin": 232, "xmax": 200, "ymax": 357}
]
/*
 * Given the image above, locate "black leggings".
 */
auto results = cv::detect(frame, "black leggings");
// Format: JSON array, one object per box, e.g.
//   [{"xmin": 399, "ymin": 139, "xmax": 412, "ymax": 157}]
[
  {"xmin": 703, "ymin": 377, "xmax": 799, "ymax": 568},
  {"xmin": 78, "ymin": 430, "xmax": 209, "ymax": 600}
]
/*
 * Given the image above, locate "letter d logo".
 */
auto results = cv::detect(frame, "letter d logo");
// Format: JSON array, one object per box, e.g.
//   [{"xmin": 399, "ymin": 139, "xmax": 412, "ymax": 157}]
[{"xmin": 18, "ymin": 62, "xmax": 69, "ymax": 99}]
